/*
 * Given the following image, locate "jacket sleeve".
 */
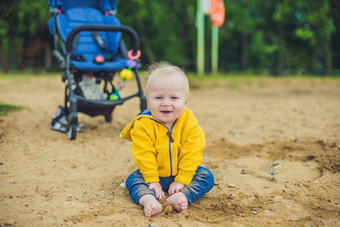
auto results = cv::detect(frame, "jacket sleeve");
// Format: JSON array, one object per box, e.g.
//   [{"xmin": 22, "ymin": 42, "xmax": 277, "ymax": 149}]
[
  {"xmin": 130, "ymin": 120, "xmax": 160, "ymax": 183},
  {"xmin": 175, "ymin": 123, "xmax": 205, "ymax": 185}
]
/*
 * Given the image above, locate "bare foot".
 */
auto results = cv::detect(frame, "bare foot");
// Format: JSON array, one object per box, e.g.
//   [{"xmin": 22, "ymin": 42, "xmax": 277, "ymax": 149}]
[
  {"xmin": 139, "ymin": 194, "xmax": 163, "ymax": 217},
  {"xmin": 166, "ymin": 192, "xmax": 188, "ymax": 212}
]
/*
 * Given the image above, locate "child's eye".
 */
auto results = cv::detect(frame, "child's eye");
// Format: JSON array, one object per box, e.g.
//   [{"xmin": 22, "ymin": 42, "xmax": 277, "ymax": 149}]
[
  {"xmin": 171, "ymin": 97, "xmax": 178, "ymax": 100},
  {"xmin": 155, "ymin": 97, "xmax": 162, "ymax": 99}
]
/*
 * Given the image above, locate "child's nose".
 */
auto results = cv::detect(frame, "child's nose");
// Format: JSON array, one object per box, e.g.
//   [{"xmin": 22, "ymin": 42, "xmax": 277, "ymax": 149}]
[{"xmin": 161, "ymin": 98, "xmax": 170, "ymax": 105}]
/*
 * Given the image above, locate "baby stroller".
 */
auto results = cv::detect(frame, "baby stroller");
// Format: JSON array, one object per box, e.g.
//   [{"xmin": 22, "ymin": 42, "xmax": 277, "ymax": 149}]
[{"xmin": 47, "ymin": 0, "xmax": 147, "ymax": 140}]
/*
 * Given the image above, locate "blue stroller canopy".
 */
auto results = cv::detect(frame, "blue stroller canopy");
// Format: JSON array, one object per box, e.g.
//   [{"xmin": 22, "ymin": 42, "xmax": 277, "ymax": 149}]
[
  {"xmin": 48, "ymin": 0, "xmax": 117, "ymax": 13},
  {"xmin": 47, "ymin": 0, "xmax": 147, "ymax": 140}
]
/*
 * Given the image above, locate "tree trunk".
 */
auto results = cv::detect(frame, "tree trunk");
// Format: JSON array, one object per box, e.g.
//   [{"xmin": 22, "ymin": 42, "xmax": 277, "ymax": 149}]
[
  {"xmin": 240, "ymin": 29, "xmax": 248, "ymax": 71},
  {"xmin": 276, "ymin": 18, "xmax": 285, "ymax": 76},
  {"xmin": 325, "ymin": 34, "xmax": 333, "ymax": 75}
]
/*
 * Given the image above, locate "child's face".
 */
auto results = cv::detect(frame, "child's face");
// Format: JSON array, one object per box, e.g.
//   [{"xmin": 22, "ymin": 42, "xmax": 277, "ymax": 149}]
[{"xmin": 147, "ymin": 74, "xmax": 188, "ymax": 129}]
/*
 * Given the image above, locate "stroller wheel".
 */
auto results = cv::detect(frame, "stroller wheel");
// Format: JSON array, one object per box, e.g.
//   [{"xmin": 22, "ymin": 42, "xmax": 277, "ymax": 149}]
[
  {"xmin": 67, "ymin": 124, "xmax": 77, "ymax": 140},
  {"xmin": 104, "ymin": 113, "xmax": 112, "ymax": 123}
]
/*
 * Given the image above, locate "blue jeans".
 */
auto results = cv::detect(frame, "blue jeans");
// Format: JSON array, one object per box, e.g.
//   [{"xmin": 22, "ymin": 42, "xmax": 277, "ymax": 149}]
[{"xmin": 125, "ymin": 166, "xmax": 214, "ymax": 204}]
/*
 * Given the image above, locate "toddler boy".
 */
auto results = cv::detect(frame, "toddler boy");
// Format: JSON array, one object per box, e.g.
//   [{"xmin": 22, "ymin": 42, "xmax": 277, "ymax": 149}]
[{"xmin": 120, "ymin": 62, "xmax": 214, "ymax": 217}]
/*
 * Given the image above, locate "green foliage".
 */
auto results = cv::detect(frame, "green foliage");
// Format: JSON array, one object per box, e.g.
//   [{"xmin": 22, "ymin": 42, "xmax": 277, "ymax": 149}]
[
  {"xmin": 0, "ymin": 0, "xmax": 49, "ymax": 71},
  {"xmin": 294, "ymin": 28, "xmax": 314, "ymax": 41},
  {"xmin": 0, "ymin": 102, "xmax": 24, "ymax": 116},
  {"xmin": 249, "ymin": 31, "xmax": 277, "ymax": 70},
  {"xmin": 118, "ymin": 0, "xmax": 196, "ymax": 67},
  {"xmin": 0, "ymin": 0, "xmax": 339, "ymax": 75}
]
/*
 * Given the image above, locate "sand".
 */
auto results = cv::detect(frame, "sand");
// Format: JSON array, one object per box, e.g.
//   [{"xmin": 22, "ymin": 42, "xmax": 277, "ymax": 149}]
[{"xmin": 0, "ymin": 75, "xmax": 339, "ymax": 226}]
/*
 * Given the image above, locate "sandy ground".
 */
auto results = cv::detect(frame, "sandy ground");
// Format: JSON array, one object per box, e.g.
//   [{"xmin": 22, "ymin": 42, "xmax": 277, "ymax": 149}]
[{"xmin": 0, "ymin": 75, "xmax": 339, "ymax": 226}]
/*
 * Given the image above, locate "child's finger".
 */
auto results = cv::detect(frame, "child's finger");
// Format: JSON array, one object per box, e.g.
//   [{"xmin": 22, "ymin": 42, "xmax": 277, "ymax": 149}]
[
  {"xmin": 159, "ymin": 191, "xmax": 164, "ymax": 199},
  {"xmin": 156, "ymin": 190, "xmax": 164, "ymax": 199},
  {"xmin": 168, "ymin": 187, "xmax": 174, "ymax": 195}
]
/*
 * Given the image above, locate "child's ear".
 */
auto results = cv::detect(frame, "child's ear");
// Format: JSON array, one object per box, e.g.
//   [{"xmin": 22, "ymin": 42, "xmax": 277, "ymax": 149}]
[{"xmin": 185, "ymin": 97, "xmax": 189, "ymax": 105}]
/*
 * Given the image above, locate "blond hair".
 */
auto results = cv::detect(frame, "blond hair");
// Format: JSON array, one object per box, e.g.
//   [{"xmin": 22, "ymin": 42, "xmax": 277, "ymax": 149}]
[{"xmin": 146, "ymin": 62, "xmax": 189, "ymax": 96}]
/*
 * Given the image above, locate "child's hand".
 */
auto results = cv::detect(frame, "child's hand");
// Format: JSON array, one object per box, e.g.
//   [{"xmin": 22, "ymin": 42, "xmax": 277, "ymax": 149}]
[
  {"xmin": 148, "ymin": 182, "xmax": 165, "ymax": 200},
  {"xmin": 168, "ymin": 181, "xmax": 185, "ymax": 195}
]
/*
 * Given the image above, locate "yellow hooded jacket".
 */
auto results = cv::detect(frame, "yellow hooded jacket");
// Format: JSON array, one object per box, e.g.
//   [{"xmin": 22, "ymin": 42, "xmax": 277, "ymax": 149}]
[{"xmin": 120, "ymin": 107, "xmax": 205, "ymax": 185}]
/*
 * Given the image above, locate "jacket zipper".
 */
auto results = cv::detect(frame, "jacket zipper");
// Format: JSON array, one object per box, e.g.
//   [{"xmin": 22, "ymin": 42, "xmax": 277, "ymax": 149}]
[
  {"xmin": 167, "ymin": 123, "xmax": 176, "ymax": 176},
  {"xmin": 151, "ymin": 117, "xmax": 176, "ymax": 176}
]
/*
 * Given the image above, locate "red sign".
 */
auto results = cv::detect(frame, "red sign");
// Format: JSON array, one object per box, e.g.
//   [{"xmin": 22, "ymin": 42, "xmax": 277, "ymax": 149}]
[{"xmin": 210, "ymin": 0, "xmax": 225, "ymax": 27}]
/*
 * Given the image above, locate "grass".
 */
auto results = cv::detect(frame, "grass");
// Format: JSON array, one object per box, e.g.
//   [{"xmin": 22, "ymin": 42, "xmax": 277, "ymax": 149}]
[
  {"xmin": 185, "ymin": 72, "xmax": 340, "ymax": 89},
  {"xmin": 186, "ymin": 73, "xmax": 269, "ymax": 89},
  {"xmin": 0, "ymin": 71, "xmax": 60, "ymax": 79},
  {"xmin": 0, "ymin": 102, "xmax": 25, "ymax": 116}
]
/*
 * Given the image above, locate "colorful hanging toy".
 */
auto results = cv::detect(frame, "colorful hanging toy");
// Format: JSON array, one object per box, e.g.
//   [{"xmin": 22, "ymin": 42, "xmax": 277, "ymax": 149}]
[{"xmin": 109, "ymin": 58, "xmax": 138, "ymax": 101}]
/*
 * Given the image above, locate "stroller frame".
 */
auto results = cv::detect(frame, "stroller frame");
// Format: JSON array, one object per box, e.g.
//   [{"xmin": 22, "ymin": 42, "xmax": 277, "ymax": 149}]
[{"xmin": 48, "ymin": 0, "xmax": 147, "ymax": 140}]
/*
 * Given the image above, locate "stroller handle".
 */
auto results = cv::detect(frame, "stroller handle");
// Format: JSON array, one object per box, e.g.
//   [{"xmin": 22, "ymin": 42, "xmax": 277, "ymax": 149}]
[{"xmin": 65, "ymin": 25, "xmax": 140, "ymax": 56}]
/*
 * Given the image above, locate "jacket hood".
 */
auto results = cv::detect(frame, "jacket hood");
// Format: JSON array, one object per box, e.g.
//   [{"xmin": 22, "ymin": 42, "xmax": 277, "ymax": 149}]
[{"xmin": 120, "ymin": 108, "xmax": 152, "ymax": 141}]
